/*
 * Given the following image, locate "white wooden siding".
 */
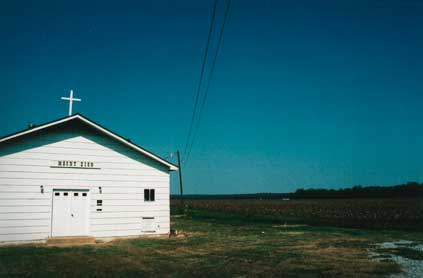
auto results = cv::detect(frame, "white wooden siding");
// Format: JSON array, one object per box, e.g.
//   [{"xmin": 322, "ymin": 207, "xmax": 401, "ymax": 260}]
[{"xmin": 0, "ymin": 126, "xmax": 170, "ymax": 243}]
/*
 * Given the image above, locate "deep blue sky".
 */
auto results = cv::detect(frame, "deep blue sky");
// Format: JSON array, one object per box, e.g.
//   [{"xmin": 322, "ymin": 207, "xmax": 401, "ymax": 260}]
[{"xmin": 1, "ymin": 0, "xmax": 422, "ymax": 194}]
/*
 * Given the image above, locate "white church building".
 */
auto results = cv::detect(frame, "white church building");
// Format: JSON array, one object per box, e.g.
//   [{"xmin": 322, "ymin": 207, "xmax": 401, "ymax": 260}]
[{"xmin": 0, "ymin": 113, "xmax": 178, "ymax": 244}]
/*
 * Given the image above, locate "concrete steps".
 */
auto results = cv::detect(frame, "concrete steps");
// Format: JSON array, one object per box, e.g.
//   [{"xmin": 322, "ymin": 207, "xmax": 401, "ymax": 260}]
[{"xmin": 47, "ymin": 236, "xmax": 96, "ymax": 247}]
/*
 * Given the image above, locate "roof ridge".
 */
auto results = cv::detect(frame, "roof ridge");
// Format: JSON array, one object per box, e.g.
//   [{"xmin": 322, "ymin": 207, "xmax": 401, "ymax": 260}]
[{"xmin": 0, "ymin": 114, "xmax": 178, "ymax": 171}]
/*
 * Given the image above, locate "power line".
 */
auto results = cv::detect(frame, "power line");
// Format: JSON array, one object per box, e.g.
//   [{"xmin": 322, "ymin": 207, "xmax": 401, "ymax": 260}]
[
  {"xmin": 182, "ymin": 0, "xmax": 219, "ymax": 160},
  {"xmin": 184, "ymin": 0, "xmax": 232, "ymax": 166}
]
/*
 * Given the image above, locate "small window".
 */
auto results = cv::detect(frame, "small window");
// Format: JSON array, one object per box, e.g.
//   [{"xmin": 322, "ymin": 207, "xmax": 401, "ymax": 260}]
[
  {"xmin": 97, "ymin": 208, "xmax": 102, "ymax": 212},
  {"xmin": 82, "ymin": 193, "xmax": 87, "ymax": 197},
  {"xmin": 55, "ymin": 192, "xmax": 60, "ymax": 196},
  {"xmin": 64, "ymin": 192, "xmax": 68, "ymax": 196},
  {"xmin": 97, "ymin": 200, "xmax": 103, "ymax": 206},
  {"xmin": 144, "ymin": 189, "xmax": 155, "ymax": 202},
  {"xmin": 74, "ymin": 192, "xmax": 79, "ymax": 196}
]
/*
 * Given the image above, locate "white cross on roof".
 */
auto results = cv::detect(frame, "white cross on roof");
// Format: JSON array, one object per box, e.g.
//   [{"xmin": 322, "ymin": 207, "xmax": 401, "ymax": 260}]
[{"xmin": 61, "ymin": 90, "xmax": 81, "ymax": 116}]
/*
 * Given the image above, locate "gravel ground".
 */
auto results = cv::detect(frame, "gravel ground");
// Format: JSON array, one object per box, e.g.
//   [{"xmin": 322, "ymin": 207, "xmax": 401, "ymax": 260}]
[
  {"xmin": 389, "ymin": 256, "xmax": 423, "ymax": 278},
  {"xmin": 369, "ymin": 241, "xmax": 423, "ymax": 278}
]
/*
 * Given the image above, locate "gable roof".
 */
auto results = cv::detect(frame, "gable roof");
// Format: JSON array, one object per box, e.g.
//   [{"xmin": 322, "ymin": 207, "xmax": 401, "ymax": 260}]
[{"xmin": 0, "ymin": 113, "xmax": 178, "ymax": 171}]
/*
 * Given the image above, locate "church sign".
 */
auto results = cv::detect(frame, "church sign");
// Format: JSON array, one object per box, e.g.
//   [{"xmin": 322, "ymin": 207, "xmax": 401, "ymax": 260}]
[{"xmin": 51, "ymin": 160, "xmax": 100, "ymax": 169}]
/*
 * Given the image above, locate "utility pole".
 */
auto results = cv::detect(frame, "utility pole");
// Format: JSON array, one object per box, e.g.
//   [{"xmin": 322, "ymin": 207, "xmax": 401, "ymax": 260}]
[{"xmin": 176, "ymin": 150, "xmax": 184, "ymax": 211}]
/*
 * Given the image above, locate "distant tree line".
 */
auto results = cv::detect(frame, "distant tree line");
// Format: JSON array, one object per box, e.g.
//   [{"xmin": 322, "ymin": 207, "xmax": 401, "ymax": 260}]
[
  {"xmin": 293, "ymin": 182, "xmax": 423, "ymax": 199},
  {"xmin": 172, "ymin": 192, "xmax": 291, "ymax": 200},
  {"xmin": 171, "ymin": 182, "xmax": 423, "ymax": 200}
]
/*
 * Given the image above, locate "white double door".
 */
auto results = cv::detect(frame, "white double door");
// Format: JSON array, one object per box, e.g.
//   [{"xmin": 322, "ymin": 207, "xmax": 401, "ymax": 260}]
[{"xmin": 52, "ymin": 189, "xmax": 90, "ymax": 237}]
